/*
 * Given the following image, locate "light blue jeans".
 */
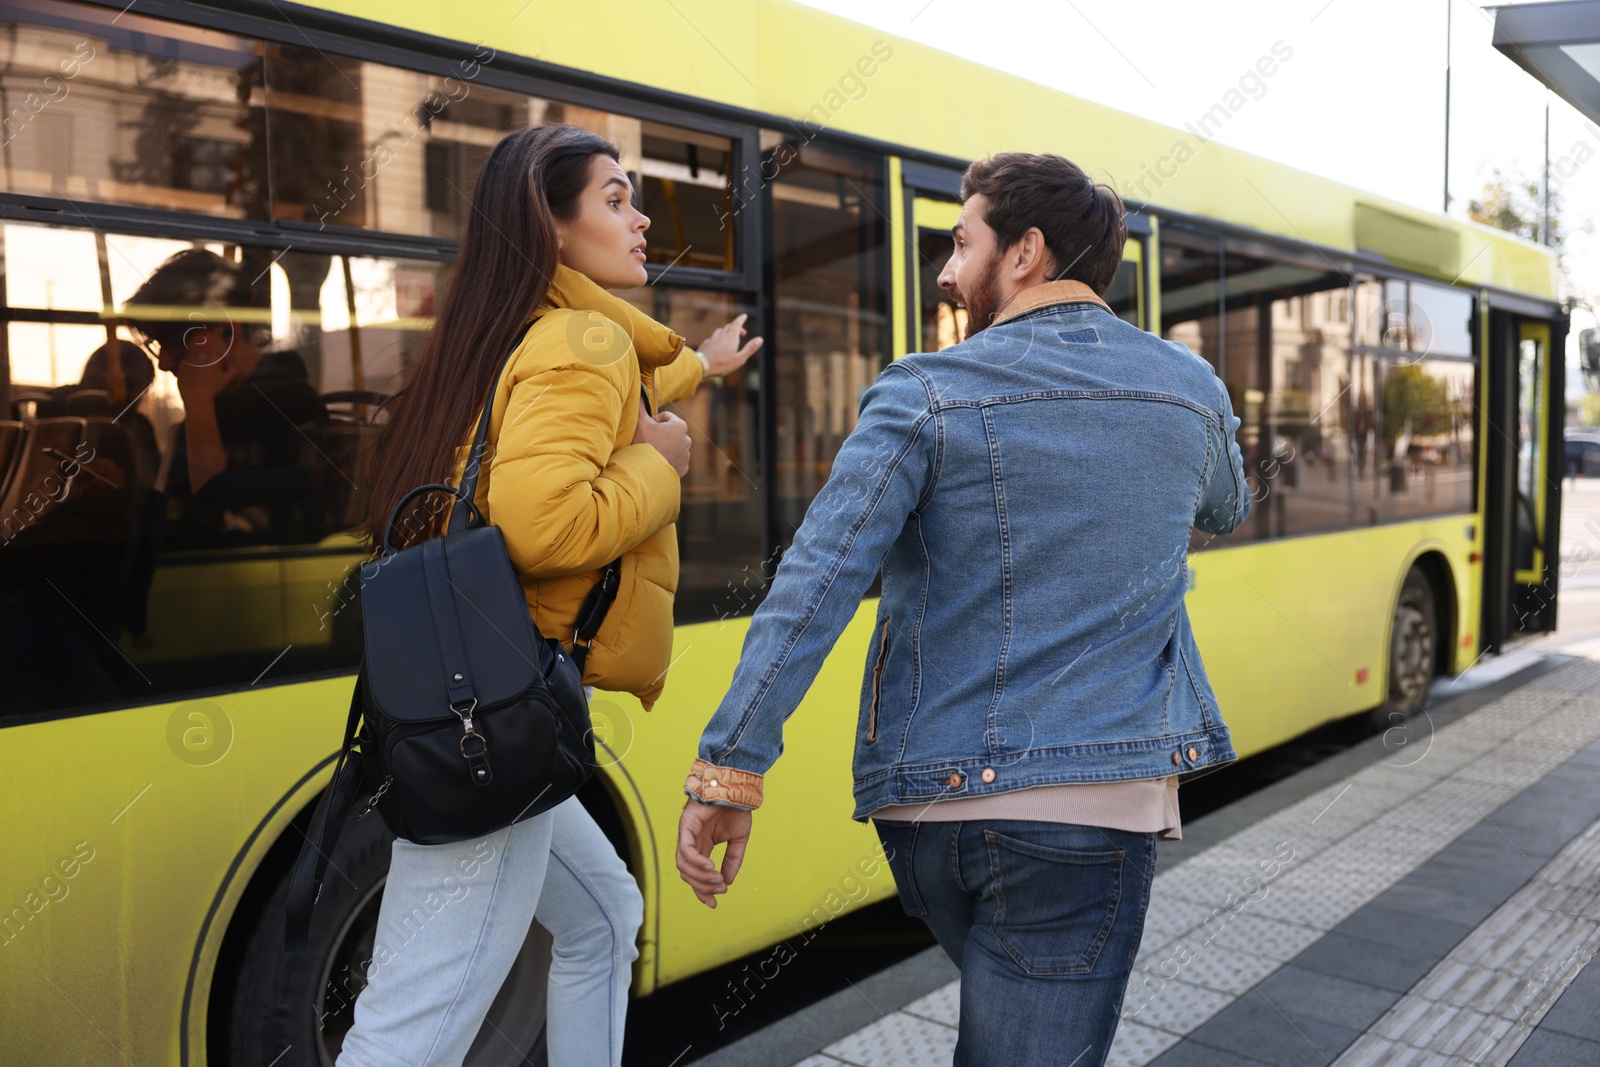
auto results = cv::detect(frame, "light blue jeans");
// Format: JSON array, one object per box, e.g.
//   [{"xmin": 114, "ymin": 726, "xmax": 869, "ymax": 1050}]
[{"xmin": 335, "ymin": 794, "xmax": 644, "ymax": 1066}]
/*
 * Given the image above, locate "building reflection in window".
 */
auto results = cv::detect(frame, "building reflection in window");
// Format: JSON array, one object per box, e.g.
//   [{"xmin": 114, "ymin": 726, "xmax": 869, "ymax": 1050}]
[
  {"xmin": 765, "ymin": 141, "xmax": 889, "ymax": 539},
  {"xmin": 614, "ymin": 286, "xmax": 764, "ymax": 622},
  {"xmin": 0, "ymin": 0, "xmax": 268, "ymax": 218}
]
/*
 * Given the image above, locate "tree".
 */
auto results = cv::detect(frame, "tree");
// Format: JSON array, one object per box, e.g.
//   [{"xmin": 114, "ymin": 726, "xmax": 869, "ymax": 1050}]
[{"xmin": 1467, "ymin": 168, "xmax": 1565, "ymax": 252}]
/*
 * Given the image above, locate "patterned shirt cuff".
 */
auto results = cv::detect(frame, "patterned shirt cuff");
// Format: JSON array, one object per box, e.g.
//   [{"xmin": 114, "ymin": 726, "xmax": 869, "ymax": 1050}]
[{"xmin": 684, "ymin": 758, "xmax": 764, "ymax": 810}]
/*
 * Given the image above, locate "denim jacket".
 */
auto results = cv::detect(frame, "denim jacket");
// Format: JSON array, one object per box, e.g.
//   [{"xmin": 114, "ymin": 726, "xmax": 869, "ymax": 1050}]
[{"xmin": 686, "ymin": 280, "xmax": 1251, "ymax": 820}]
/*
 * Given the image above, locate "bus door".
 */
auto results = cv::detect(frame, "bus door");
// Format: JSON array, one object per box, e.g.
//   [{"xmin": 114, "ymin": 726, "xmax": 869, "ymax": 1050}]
[
  {"xmin": 1483, "ymin": 311, "xmax": 1567, "ymax": 646},
  {"xmin": 907, "ymin": 195, "xmax": 1147, "ymax": 354},
  {"xmin": 911, "ymin": 197, "xmax": 965, "ymax": 353}
]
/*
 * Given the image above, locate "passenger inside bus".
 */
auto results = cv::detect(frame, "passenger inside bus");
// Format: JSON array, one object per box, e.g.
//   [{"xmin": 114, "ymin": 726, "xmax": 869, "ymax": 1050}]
[{"xmin": 121, "ymin": 249, "xmax": 336, "ymax": 546}]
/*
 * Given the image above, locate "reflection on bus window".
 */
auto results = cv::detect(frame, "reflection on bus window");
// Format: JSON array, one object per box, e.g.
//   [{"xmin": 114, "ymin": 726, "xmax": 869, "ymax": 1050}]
[
  {"xmin": 0, "ymin": 0, "xmax": 268, "ymax": 219},
  {"xmin": 1102, "ymin": 259, "xmax": 1140, "ymax": 328},
  {"xmin": 919, "ymin": 229, "xmax": 963, "ymax": 352},
  {"xmin": 1516, "ymin": 337, "xmax": 1543, "ymax": 571},
  {"xmin": 1181, "ymin": 261, "xmax": 1478, "ymax": 547},
  {"xmin": 1160, "ymin": 229, "xmax": 1222, "ymax": 368},
  {"xmin": 0, "ymin": 223, "xmax": 448, "ymax": 719},
  {"xmin": 264, "ymin": 45, "xmax": 736, "ymax": 265},
  {"xmin": 615, "ymin": 286, "xmax": 764, "ymax": 621},
  {"xmin": 767, "ymin": 141, "xmax": 889, "ymax": 540}
]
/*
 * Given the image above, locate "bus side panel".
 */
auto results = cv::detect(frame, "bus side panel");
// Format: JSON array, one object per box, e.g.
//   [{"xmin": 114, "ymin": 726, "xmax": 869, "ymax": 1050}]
[
  {"xmin": 633, "ymin": 604, "xmax": 896, "ymax": 991},
  {"xmin": 1188, "ymin": 516, "xmax": 1475, "ymax": 756},
  {"xmin": 0, "ymin": 680, "xmax": 348, "ymax": 1065}
]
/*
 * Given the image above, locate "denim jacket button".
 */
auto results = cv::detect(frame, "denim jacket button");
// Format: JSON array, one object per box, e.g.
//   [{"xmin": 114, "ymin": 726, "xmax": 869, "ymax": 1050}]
[
  {"xmin": 947, "ymin": 773, "xmax": 963, "ymax": 787},
  {"xmin": 1172, "ymin": 752, "xmax": 1182, "ymax": 766},
  {"xmin": 981, "ymin": 768, "xmax": 996, "ymax": 783},
  {"xmin": 1187, "ymin": 747, "xmax": 1200, "ymax": 762}
]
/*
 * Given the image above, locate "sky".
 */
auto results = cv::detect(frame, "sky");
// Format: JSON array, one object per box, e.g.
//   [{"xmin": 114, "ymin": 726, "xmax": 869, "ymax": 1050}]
[{"xmin": 793, "ymin": 0, "xmax": 1600, "ymax": 372}]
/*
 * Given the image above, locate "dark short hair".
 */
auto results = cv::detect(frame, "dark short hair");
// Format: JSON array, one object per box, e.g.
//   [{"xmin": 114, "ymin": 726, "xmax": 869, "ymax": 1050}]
[
  {"xmin": 960, "ymin": 153, "xmax": 1127, "ymax": 295},
  {"xmin": 122, "ymin": 248, "xmax": 266, "ymax": 350}
]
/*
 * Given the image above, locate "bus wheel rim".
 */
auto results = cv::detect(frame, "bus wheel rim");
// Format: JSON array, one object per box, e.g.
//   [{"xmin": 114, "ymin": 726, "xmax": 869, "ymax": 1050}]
[{"xmin": 1393, "ymin": 601, "xmax": 1432, "ymax": 702}]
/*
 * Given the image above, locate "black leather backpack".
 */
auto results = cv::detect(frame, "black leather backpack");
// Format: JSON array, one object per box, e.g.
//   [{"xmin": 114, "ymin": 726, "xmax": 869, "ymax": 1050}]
[{"xmin": 285, "ymin": 324, "xmax": 618, "ymax": 949}]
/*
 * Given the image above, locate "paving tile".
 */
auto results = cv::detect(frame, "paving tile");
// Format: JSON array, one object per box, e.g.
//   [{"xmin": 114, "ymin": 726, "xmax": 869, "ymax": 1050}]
[
  {"xmin": 1472, "ymin": 793, "xmax": 1600, "ymax": 851},
  {"xmin": 1539, "ymin": 956, "xmax": 1600, "ymax": 1041},
  {"xmin": 1468, "ymin": 907, "xmax": 1598, "ymax": 978},
  {"xmin": 1453, "ymin": 757, "xmax": 1568, "ymax": 789},
  {"xmin": 1405, "ymin": 958, "xmax": 1542, "ymax": 1018},
  {"xmin": 1143, "ymin": 894, "xmax": 1226, "ymax": 943},
  {"xmin": 1119, "ymin": 976, "xmax": 1232, "ymax": 1035},
  {"xmin": 1135, "ymin": 941, "xmax": 1284, "ymax": 996},
  {"xmin": 898, "ymin": 982, "xmax": 958, "ymax": 1028},
  {"xmin": 1505, "ymin": 1028, "xmax": 1600, "ymax": 1067},
  {"xmin": 1335, "ymin": 822, "xmax": 1455, "ymax": 865},
  {"xmin": 1148, "ymin": 1038, "xmax": 1275, "ymax": 1066},
  {"xmin": 1369, "ymin": 1000, "xmax": 1514, "ymax": 1059},
  {"xmin": 1106, "ymin": 1020, "xmax": 1182, "ymax": 1067},
  {"xmin": 793, "ymin": 1058, "xmax": 851, "ymax": 1067},
  {"xmin": 1395, "ymin": 844, "xmax": 1537, "ymax": 907},
  {"xmin": 1334, "ymin": 1032, "xmax": 1460, "ymax": 1065},
  {"xmin": 1219, "ymin": 821, "xmax": 1339, "ymax": 859},
  {"xmin": 821, "ymin": 1011, "xmax": 955, "ymax": 1067},
  {"xmin": 1294, "ymin": 931, "xmax": 1449, "ymax": 993},
  {"xmin": 1331, "ymin": 902, "xmax": 1475, "ymax": 959},
  {"xmin": 1243, "ymin": 868, "xmax": 1377, "ymax": 930},
  {"xmin": 1183, "ymin": 989, "xmax": 1362, "ymax": 1065},
  {"xmin": 1513, "ymin": 877, "xmax": 1600, "ymax": 919},
  {"xmin": 1253, "ymin": 963, "xmax": 1402, "ymax": 1030},
  {"xmin": 1193, "ymin": 912, "xmax": 1325, "ymax": 963},
  {"xmin": 1370, "ymin": 880, "xmax": 1504, "ymax": 928}
]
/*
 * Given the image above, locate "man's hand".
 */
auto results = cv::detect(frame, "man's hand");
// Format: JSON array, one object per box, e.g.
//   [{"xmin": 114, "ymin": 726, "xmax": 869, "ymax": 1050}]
[
  {"xmin": 697, "ymin": 313, "xmax": 763, "ymax": 377},
  {"xmin": 676, "ymin": 799, "xmax": 752, "ymax": 908}
]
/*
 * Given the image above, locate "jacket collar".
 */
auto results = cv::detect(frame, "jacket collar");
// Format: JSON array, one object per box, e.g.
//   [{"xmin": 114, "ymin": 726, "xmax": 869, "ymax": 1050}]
[
  {"xmin": 991, "ymin": 279, "xmax": 1110, "ymax": 327},
  {"xmin": 537, "ymin": 264, "xmax": 685, "ymax": 369}
]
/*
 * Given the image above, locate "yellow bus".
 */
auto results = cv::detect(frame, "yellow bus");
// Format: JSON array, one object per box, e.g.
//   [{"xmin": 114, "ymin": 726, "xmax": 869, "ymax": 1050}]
[{"xmin": 0, "ymin": 1, "xmax": 1566, "ymax": 1064}]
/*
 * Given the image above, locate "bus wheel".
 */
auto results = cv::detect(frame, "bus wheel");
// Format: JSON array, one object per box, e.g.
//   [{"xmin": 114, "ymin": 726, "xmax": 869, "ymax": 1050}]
[
  {"xmin": 1371, "ymin": 566, "xmax": 1437, "ymax": 732},
  {"xmin": 222, "ymin": 803, "xmax": 552, "ymax": 1066}
]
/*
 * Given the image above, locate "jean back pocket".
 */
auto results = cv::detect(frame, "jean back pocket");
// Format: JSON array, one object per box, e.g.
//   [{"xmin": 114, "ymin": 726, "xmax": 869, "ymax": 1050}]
[{"xmin": 983, "ymin": 829, "xmax": 1125, "ymax": 976}]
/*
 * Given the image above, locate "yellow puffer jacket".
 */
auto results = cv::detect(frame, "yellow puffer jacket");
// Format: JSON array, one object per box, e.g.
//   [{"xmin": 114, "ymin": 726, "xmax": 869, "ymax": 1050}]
[{"xmin": 448, "ymin": 265, "xmax": 704, "ymax": 710}]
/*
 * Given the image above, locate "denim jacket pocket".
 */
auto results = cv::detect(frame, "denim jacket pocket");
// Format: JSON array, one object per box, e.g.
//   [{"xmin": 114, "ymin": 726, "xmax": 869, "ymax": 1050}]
[{"xmin": 983, "ymin": 829, "xmax": 1125, "ymax": 977}]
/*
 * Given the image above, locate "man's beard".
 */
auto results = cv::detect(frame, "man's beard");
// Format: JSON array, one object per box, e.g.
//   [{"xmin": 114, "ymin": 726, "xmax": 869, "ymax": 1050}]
[{"xmin": 961, "ymin": 252, "xmax": 1004, "ymax": 340}]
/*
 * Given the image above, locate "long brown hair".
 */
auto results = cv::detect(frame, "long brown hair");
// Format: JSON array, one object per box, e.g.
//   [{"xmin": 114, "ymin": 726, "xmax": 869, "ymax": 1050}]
[{"xmin": 360, "ymin": 124, "xmax": 620, "ymax": 549}]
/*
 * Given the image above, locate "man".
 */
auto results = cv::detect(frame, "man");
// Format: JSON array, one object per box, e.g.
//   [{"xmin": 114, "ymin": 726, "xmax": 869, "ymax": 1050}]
[
  {"xmin": 676, "ymin": 153, "xmax": 1250, "ymax": 1065},
  {"xmin": 122, "ymin": 248, "xmax": 330, "ymax": 539}
]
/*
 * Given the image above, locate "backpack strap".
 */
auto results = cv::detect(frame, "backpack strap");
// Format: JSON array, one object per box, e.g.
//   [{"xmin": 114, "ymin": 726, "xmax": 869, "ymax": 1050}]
[
  {"xmin": 285, "ymin": 676, "xmax": 367, "ymax": 951},
  {"xmin": 448, "ymin": 321, "xmax": 537, "ymax": 536}
]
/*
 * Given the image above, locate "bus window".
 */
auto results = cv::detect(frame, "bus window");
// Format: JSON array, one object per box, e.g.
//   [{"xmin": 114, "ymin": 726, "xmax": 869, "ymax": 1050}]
[
  {"xmin": 614, "ymin": 286, "xmax": 765, "ymax": 622},
  {"xmin": 263, "ymin": 45, "xmax": 739, "ymax": 266},
  {"xmin": 1356, "ymin": 277, "xmax": 1479, "ymax": 524},
  {"xmin": 1219, "ymin": 267, "xmax": 1361, "ymax": 540},
  {"xmin": 767, "ymin": 142, "xmax": 890, "ymax": 543},
  {"xmin": 1515, "ymin": 334, "xmax": 1544, "ymax": 573},
  {"xmin": 0, "ymin": 1, "xmax": 268, "ymax": 221},
  {"xmin": 1159, "ymin": 228, "xmax": 1222, "ymax": 368},
  {"xmin": 919, "ymin": 229, "xmax": 963, "ymax": 352},
  {"xmin": 0, "ymin": 223, "xmax": 448, "ymax": 720},
  {"xmin": 1102, "ymin": 259, "xmax": 1140, "ymax": 328},
  {"xmin": 1375, "ymin": 358, "xmax": 1476, "ymax": 521},
  {"xmin": 1408, "ymin": 281, "xmax": 1475, "ymax": 358}
]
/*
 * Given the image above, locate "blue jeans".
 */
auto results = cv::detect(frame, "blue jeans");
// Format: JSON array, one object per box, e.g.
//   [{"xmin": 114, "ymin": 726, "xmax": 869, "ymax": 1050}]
[
  {"xmin": 337, "ymin": 796, "xmax": 643, "ymax": 1067},
  {"xmin": 873, "ymin": 820, "xmax": 1156, "ymax": 1067}
]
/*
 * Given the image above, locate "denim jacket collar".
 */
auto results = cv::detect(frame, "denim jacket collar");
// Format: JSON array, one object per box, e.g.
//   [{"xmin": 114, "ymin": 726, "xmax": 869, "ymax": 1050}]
[{"xmin": 992, "ymin": 279, "xmax": 1109, "ymax": 326}]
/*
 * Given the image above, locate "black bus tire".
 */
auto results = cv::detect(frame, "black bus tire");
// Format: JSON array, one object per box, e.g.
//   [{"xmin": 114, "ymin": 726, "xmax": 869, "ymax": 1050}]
[
  {"xmin": 221, "ymin": 804, "xmax": 551, "ymax": 1067},
  {"xmin": 1370, "ymin": 566, "xmax": 1438, "ymax": 733}
]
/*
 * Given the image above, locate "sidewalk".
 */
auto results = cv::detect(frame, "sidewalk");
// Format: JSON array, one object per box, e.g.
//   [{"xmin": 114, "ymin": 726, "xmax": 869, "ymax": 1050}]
[{"xmin": 693, "ymin": 652, "xmax": 1600, "ymax": 1067}]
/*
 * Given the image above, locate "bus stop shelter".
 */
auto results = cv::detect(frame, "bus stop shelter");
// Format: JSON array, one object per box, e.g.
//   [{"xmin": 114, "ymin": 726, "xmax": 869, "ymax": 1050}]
[{"xmin": 1493, "ymin": 0, "xmax": 1600, "ymax": 126}]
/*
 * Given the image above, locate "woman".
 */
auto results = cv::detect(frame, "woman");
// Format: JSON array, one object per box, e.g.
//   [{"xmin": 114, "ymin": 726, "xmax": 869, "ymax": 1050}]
[{"xmin": 346, "ymin": 124, "xmax": 761, "ymax": 1066}]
